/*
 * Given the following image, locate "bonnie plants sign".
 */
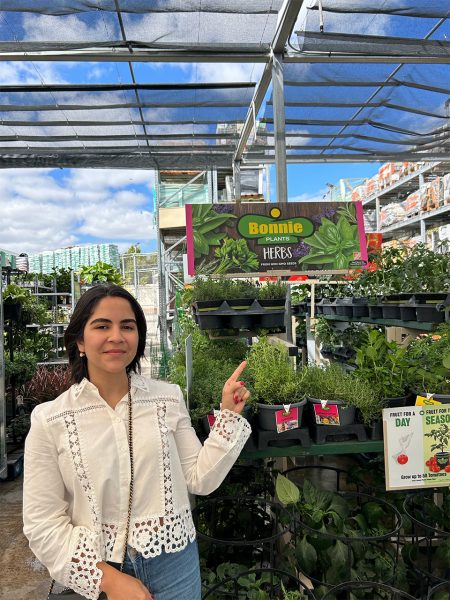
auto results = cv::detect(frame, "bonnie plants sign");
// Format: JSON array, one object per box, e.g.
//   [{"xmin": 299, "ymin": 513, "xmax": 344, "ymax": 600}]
[{"xmin": 186, "ymin": 201, "xmax": 368, "ymax": 275}]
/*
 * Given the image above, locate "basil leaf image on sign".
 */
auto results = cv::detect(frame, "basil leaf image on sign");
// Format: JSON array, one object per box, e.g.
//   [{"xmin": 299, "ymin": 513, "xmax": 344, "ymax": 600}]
[
  {"xmin": 298, "ymin": 212, "xmax": 360, "ymax": 270},
  {"xmin": 192, "ymin": 205, "xmax": 236, "ymax": 259}
]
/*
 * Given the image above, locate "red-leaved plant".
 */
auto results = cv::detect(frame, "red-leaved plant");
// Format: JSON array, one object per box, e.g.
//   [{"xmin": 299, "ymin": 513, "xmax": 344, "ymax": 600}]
[{"xmin": 22, "ymin": 365, "xmax": 71, "ymax": 404}]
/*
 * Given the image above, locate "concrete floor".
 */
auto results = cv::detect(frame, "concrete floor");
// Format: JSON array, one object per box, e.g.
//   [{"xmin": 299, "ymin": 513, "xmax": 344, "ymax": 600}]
[{"xmin": 0, "ymin": 475, "xmax": 50, "ymax": 599}]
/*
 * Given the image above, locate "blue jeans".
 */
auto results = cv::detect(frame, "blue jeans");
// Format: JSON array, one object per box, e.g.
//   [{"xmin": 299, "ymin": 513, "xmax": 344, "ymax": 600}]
[{"xmin": 121, "ymin": 540, "xmax": 201, "ymax": 600}]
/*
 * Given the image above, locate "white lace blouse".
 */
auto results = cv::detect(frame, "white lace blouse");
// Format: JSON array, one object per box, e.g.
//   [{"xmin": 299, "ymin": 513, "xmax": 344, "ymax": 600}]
[{"xmin": 23, "ymin": 374, "xmax": 251, "ymax": 600}]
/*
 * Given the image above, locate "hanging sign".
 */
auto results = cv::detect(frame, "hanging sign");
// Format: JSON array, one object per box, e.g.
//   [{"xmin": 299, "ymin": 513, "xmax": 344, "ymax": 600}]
[
  {"xmin": 186, "ymin": 201, "xmax": 368, "ymax": 276},
  {"xmin": 383, "ymin": 405, "xmax": 450, "ymax": 490}
]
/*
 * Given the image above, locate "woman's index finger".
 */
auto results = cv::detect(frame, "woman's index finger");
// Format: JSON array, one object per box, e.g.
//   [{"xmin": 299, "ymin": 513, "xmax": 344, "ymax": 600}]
[{"xmin": 228, "ymin": 360, "xmax": 247, "ymax": 382}]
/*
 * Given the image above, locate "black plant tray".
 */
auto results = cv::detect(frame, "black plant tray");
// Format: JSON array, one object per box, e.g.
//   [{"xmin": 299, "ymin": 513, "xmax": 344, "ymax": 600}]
[
  {"xmin": 194, "ymin": 300, "xmax": 285, "ymax": 330},
  {"xmin": 255, "ymin": 427, "xmax": 311, "ymax": 450},
  {"xmin": 311, "ymin": 423, "xmax": 367, "ymax": 444}
]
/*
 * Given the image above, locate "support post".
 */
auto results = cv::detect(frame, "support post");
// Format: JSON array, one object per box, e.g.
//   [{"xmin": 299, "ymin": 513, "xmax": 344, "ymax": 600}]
[
  {"xmin": 272, "ymin": 53, "xmax": 287, "ymax": 204},
  {"xmin": 233, "ymin": 161, "xmax": 241, "ymax": 200}
]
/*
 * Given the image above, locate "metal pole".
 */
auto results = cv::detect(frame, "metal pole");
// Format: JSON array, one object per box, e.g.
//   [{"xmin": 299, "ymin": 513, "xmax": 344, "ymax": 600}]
[
  {"xmin": 233, "ymin": 161, "xmax": 241, "ymax": 200},
  {"xmin": 133, "ymin": 253, "xmax": 138, "ymax": 300},
  {"xmin": 155, "ymin": 170, "xmax": 167, "ymax": 348},
  {"xmin": 272, "ymin": 53, "xmax": 287, "ymax": 203}
]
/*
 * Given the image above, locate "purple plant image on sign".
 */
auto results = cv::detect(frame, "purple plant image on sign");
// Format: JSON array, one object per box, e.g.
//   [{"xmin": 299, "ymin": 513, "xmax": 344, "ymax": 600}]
[{"xmin": 186, "ymin": 201, "xmax": 367, "ymax": 275}]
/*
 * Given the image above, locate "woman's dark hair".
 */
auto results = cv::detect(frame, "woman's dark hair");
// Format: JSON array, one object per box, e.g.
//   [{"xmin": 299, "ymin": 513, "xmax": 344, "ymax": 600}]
[{"xmin": 64, "ymin": 284, "xmax": 147, "ymax": 384}]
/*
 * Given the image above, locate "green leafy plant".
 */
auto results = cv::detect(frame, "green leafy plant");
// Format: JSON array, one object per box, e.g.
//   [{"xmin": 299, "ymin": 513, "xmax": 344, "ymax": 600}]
[
  {"xmin": 200, "ymin": 561, "xmax": 308, "ymax": 600},
  {"xmin": 257, "ymin": 281, "xmax": 288, "ymax": 301},
  {"xmin": 353, "ymin": 329, "xmax": 410, "ymax": 400},
  {"xmin": 192, "ymin": 204, "xmax": 236, "ymax": 259},
  {"xmin": 190, "ymin": 276, "xmax": 233, "ymax": 302},
  {"xmin": 405, "ymin": 324, "xmax": 450, "ymax": 395},
  {"xmin": 214, "ymin": 238, "xmax": 259, "ymax": 274},
  {"xmin": 79, "ymin": 261, "xmax": 122, "ymax": 285},
  {"xmin": 246, "ymin": 337, "xmax": 303, "ymax": 406},
  {"xmin": 300, "ymin": 363, "xmax": 384, "ymax": 425},
  {"xmin": 276, "ymin": 475, "xmax": 397, "ymax": 599},
  {"xmin": 351, "ymin": 243, "xmax": 450, "ymax": 297},
  {"xmin": 4, "ymin": 350, "xmax": 38, "ymax": 385},
  {"xmin": 298, "ymin": 205, "xmax": 360, "ymax": 270}
]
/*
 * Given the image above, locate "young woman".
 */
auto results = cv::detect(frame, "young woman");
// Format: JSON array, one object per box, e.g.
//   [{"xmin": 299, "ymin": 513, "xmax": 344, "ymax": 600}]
[{"xmin": 23, "ymin": 284, "xmax": 251, "ymax": 600}]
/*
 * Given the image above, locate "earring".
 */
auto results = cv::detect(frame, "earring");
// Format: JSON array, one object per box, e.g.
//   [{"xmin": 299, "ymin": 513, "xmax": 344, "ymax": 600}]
[{"xmin": 79, "ymin": 351, "xmax": 85, "ymax": 357}]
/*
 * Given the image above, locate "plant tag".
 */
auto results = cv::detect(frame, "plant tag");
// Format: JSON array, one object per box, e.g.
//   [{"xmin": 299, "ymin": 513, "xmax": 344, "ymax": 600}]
[
  {"xmin": 415, "ymin": 394, "xmax": 441, "ymax": 406},
  {"xmin": 313, "ymin": 403, "xmax": 340, "ymax": 426},
  {"xmin": 320, "ymin": 399, "xmax": 328, "ymax": 408},
  {"xmin": 275, "ymin": 407, "xmax": 299, "ymax": 433}
]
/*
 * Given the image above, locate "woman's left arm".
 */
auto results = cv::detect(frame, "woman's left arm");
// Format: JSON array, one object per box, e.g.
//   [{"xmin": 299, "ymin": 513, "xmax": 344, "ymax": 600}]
[{"xmin": 173, "ymin": 361, "xmax": 252, "ymax": 495}]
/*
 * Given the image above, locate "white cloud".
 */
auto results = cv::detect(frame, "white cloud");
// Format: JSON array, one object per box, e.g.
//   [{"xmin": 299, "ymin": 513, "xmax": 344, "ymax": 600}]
[
  {"xmin": 0, "ymin": 168, "xmax": 156, "ymax": 255},
  {"xmin": 192, "ymin": 63, "xmax": 264, "ymax": 84},
  {"xmin": 289, "ymin": 190, "xmax": 328, "ymax": 203}
]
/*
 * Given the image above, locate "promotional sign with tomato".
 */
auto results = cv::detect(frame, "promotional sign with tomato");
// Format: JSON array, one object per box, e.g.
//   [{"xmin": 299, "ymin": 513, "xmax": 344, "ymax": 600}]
[{"xmin": 383, "ymin": 405, "xmax": 450, "ymax": 490}]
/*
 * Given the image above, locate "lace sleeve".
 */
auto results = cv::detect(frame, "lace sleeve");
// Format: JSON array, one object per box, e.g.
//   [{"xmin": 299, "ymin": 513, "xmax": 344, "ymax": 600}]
[
  {"xmin": 67, "ymin": 527, "xmax": 103, "ymax": 600},
  {"xmin": 209, "ymin": 409, "xmax": 252, "ymax": 457}
]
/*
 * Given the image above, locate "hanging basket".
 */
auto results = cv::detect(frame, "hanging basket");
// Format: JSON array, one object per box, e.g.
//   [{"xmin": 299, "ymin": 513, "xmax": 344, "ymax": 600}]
[
  {"xmin": 427, "ymin": 581, "xmax": 450, "ymax": 599},
  {"xmin": 192, "ymin": 496, "xmax": 291, "ymax": 570},
  {"xmin": 202, "ymin": 567, "xmax": 315, "ymax": 600},
  {"xmin": 292, "ymin": 491, "xmax": 402, "ymax": 590},
  {"xmin": 322, "ymin": 580, "xmax": 417, "ymax": 599},
  {"xmin": 403, "ymin": 490, "xmax": 450, "ymax": 539}
]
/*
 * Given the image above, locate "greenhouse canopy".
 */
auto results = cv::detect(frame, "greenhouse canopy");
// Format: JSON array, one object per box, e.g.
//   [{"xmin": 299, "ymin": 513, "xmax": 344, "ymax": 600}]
[{"xmin": 0, "ymin": 0, "xmax": 449, "ymax": 170}]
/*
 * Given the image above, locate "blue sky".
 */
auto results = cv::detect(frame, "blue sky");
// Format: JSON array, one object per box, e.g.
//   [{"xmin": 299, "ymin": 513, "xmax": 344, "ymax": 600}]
[{"xmin": 0, "ymin": 47, "xmax": 381, "ymax": 257}]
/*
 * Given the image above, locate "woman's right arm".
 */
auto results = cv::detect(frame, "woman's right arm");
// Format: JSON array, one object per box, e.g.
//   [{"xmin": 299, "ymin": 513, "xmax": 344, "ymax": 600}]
[{"xmin": 23, "ymin": 407, "xmax": 152, "ymax": 600}]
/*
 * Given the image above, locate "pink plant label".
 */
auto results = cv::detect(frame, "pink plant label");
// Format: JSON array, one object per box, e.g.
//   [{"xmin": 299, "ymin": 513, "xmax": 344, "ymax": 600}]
[
  {"xmin": 275, "ymin": 407, "xmax": 299, "ymax": 433},
  {"xmin": 313, "ymin": 403, "xmax": 340, "ymax": 426},
  {"xmin": 207, "ymin": 414, "xmax": 216, "ymax": 428}
]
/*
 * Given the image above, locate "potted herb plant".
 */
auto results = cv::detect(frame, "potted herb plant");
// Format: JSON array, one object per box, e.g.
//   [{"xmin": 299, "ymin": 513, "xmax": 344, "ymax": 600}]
[
  {"xmin": 405, "ymin": 324, "xmax": 450, "ymax": 402},
  {"xmin": 257, "ymin": 281, "xmax": 288, "ymax": 309},
  {"xmin": 300, "ymin": 363, "xmax": 384, "ymax": 429},
  {"xmin": 246, "ymin": 337, "xmax": 307, "ymax": 431},
  {"xmin": 353, "ymin": 329, "xmax": 411, "ymax": 407}
]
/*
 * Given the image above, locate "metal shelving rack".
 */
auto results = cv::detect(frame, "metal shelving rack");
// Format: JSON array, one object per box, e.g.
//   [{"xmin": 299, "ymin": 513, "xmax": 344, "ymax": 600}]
[{"xmin": 362, "ymin": 161, "xmax": 450, "ymax": 245}]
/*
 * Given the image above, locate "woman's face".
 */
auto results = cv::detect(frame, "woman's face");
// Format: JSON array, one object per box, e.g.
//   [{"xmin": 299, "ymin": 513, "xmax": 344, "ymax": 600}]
[{"xmin": 77, "ymin": 296, "xmax": 139, "ymax": 381}]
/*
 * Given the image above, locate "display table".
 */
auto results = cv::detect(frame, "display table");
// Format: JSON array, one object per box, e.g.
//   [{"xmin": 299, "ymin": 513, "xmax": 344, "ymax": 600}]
[{"xmin": 241, "ymin": 439, "xmax": 383, "ymax": 460}]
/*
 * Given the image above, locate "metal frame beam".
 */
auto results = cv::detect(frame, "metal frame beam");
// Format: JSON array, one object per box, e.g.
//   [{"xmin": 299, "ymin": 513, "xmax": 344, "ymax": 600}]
[{"xmin": 234, "ymin": 0, "xmax": 305, "ymax": 163}]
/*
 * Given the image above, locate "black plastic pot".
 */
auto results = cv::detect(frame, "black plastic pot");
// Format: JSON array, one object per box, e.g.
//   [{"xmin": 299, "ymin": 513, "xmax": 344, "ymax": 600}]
[
  {"xmin": 307, "ymin": 396, "xmax": 356, "ymax": 427},
  {"xmin": 194, "ymin": 300, "xmax": 225, "ymax": 311},
  {"xmin": 258, "ymin": 298, "xmax": 286, "ymax": 309},
  {"xmin": 415, "ymin": 304, "xmax": 445, "ymax": 323},
  {"xmin": 227, "ymin": 298, "xmax": 256, "ymax": 310},
  {"xmin": 399, "ymin": 304, "xmax": 417, "ymax": 321},
  {"xmin": 320, "ymin": 297, "xmax": 338, "ymax": 316},
  {"xmin": 228, "ymin": 312, "xmax": 256, "ymax": 329},
  {"xmin": 351, "ymin": 296, "xmax": 369, "ymax": 318},
  {"xmin": 368, "ymin": 303, "xmax": 383, "ymax": 319},
  {"xmin": 383, "ymin": 395, "xmax": 411, "ymax": 408},
  {"xmin": 367, "ymin": 419, "xmax": 383, "ymax": 441},
  {"xmin": 196, "ymin": 313, "xmax": 229, "ymax": 330},
  {"xmin": 381, "ymin": 303, "xmax": 402, "ymax": 320},
  {"xmin": 255, "ymin": 310, "xmax": 285, "ymax": 329},
  {"xmin": 335, "ymin": 297, "xmax": 354, "ymax": 318},
  {"xmin": 256, "ymin": 399, "xmax": 307, "ymax": 432}
]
